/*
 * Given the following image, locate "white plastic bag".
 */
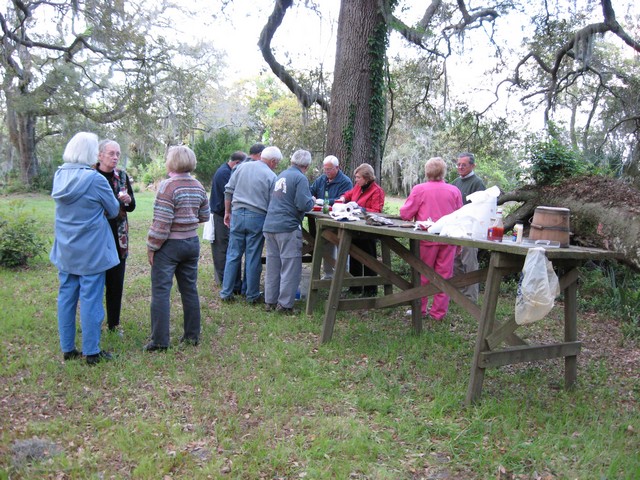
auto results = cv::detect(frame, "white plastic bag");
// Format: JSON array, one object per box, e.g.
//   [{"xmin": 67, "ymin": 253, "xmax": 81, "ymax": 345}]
[
  {"xmin": 202, "ymin": 214, "xmax": 215, "ymax": 242},
  {"xmin": 515, "ymin": 248, "xmax": 560, "ymax": 325},
  {"xmin": 429, "ymin": 185, "xmax": 500, "ymax": 239}
]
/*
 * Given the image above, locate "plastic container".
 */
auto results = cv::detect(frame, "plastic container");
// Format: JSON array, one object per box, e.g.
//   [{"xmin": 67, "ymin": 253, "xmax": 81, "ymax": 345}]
[
  {"xmin": 514, "ymin": 223, "xmax": 524, "ymax": 244},
  {"xmin": 487, "ymin": 208, "xmax": 504, "ymax": 242}
]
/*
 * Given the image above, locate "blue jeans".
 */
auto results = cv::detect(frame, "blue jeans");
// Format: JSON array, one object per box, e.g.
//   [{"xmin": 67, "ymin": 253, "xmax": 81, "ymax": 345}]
[
  {"xmin": 150, "ymin": 237, "xmax": 201, "ymax": 347},
  {"xmin": 57, "ymin": 270, "xmax": 105, "ymax": 356},
  {"xmin": 221, "ymin": 208, "xmax": 266, "ymax": 302}
]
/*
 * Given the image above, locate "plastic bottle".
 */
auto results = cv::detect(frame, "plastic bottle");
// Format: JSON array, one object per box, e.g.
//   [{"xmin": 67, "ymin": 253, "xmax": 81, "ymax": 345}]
[
  {"xmin": 487, "ymin": 208, "xmax": 504, "ymax": 242},
  {"xmin": 322, "ymin": 190, "xmax": 330, "ymax": 214},
  {"xmin": 514, "ymin": 223, "xmax": 524, "ymax": 244}
]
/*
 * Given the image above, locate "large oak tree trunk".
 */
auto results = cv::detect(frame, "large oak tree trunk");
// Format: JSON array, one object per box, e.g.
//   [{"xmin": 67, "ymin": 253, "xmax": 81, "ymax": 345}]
[
  {"xmin": 325, "ymin": 0, "xmax": 383, "ymax": 177},
  {"xmin": 500, "ymin": 176, "xmax": 640, "ymax": 271},
  {"xmin": 5, "ymin": 93, "xmax": 38, "ymax": 186}
]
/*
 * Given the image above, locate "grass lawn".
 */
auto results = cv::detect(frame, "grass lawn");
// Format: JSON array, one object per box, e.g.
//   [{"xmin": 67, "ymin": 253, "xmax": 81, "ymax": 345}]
[{"xmin": 0, "ymin": 192, "xmax": 638, "ymax": 479}]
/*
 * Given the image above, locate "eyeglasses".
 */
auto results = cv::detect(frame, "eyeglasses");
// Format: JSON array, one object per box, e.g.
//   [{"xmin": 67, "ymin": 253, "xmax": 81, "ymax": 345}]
[{"xmin": 456, "ymin": 163, "xmax": 470, "ymax": 168}]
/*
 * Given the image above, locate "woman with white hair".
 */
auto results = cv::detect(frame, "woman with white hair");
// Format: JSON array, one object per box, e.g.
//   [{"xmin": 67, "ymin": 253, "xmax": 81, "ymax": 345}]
[
  {"xmin": 50, "ymin": 132, "xmax": 121, "ymax": 365},
  {"xmin": 400, "ymin": 157, "xmax": 462, "ymax": 320}
]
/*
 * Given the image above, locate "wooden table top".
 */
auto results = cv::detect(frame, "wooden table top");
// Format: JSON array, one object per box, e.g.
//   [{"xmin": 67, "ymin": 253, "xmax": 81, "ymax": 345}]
[{"xmin": 309, "ymin": 213, "xmax": 621, "ymax": 262}]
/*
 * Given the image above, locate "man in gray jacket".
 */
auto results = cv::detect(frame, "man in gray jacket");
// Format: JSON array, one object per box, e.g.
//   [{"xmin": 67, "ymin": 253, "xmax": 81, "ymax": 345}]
[
  {"xmin": 263, "ymin": 150, "xmax": 315, "ymax": 313},
  {"xmin": 220, "ymin": 146, "xmax": 282, "ymax": 303}
]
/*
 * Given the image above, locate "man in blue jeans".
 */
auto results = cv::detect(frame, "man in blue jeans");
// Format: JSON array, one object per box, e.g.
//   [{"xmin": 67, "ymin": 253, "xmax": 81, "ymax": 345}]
[{"xmin": 220, "ymin": 146, "xmax": 282, "ymax": 304}]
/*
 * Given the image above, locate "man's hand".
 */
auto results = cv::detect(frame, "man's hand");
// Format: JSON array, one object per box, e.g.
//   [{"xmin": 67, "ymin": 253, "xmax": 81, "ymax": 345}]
[
  {"xmin": 147, "ymin": 250, "xmax": 154, "ymax": 266},
  {"xmin": 224, "ymin": 212, "xmax": 231, "ymax": 228}
]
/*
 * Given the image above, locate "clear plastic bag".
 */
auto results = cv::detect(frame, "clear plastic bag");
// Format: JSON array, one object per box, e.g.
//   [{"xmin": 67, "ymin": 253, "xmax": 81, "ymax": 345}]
[{"xmin": 515, "ymin": 247, "xmax": 560, "ymax": 325}]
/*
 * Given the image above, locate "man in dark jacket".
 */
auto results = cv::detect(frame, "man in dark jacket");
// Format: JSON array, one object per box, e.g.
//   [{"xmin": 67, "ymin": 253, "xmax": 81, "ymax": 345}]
[
  {"xmin": 452, "ymin": 152, "xmax": 486, "ymax": 304},
  {"xmin": 210, "ymin": 151, "xmax": 244, "ymax": 289}
]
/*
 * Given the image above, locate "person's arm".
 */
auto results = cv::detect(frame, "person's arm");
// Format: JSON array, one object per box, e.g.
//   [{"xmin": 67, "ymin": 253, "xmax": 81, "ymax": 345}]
[
  {"xmin": 295, "ymin": 177, "xmax": 315, "ymax": 213},
  {"xmin": 198, "ymin": 188, "xmax": 211, "ymax": 223},
  {"xmin": 96, "ymin": 174, "xmax": 120, "ymax": 219},
  {"xmin": 146, "ymin": 182, "xmax": 174, "ymax": 253},
  {"xmin": 223, "ymin": 199, "xmax": 232, "ymax": 227},
  {"xmin": 340, "ymin": 186, "xmax": 354, "ymax": 203},
  {"xmin": 332, "ymin": 175, "xmax": 353, "ymax": 204},
  {"xmin": 371, "ymin": 186, "xmax": 385, "ymax": 213},
  {"xmin": 399, "ymin": 189, "xmax": 418, "ymax": 221},
  {"xmin": 124, "ymin": 174, "xmax": 136, "ymax": 212}
]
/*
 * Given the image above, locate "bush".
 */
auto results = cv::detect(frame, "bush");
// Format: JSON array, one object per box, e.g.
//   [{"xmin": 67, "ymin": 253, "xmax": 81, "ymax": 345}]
[
  {"xmin": 578, "ymin": 261, "xmax": 640, "ymax": 340},
  {"xmin": 0, "ymin": 201, "xmax": 47, "ymax": 268},
  {"xmin": 527, "ymin": 138, "xmax": 584, "ymax": 186},
  {"xmin": 193, "ymin": 129, "xmax": 246, "ymax": 186}
]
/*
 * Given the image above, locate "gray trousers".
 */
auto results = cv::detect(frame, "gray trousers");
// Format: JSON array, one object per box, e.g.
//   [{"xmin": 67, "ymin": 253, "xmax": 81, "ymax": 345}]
[
  {"xmin": 264, "ymin": 230, "xmax": 303, "ymax": 308},
  {"xmin": 454, "ymin": 246, "xmax": 479, "ymax": 304},
  {"xmin": 150, "ymin": 237, "xmax": 201, "ymax": 346}
]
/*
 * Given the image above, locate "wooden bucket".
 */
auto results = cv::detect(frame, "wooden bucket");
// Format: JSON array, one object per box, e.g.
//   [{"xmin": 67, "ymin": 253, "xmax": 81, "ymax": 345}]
[{"xmin": 530, "ymin": 206, "xmax": 571, "ymax": 247}]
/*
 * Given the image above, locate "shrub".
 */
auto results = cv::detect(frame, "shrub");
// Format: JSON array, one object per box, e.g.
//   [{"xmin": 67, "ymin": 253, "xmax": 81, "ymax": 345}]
[
  {"xmin": 527, "ymin": 138, "xmax": 584, "ymax": 186},
  {"xmin": 193, "ymin": 129, "xmax": 246, "ymax": 186},
  {"xmin": 578, "ymin": 261, "xmax": 640, "ymax": 340},
  {"xmin": 0, "ymin": 201, "xmax": 47, "ymax": 268}
]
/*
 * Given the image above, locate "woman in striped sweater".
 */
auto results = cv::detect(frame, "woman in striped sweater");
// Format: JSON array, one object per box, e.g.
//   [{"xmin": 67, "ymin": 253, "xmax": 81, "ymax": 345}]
[{"xmin": 145, "ymin": 146, "xmax": 210, "ymax": 351}]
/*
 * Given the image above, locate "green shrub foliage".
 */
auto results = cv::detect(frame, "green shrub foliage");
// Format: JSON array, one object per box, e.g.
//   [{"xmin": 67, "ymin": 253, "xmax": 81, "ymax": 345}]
[
  {"xmin": 528, "ymin": 138, "xmax": 584, "ymax": 186},
  {"xmin": 0, "ymin": 201, "xmax": 47, "ymax": 268},
  {"xmin": 193, "ymin": 129, "xmax": 246, "ymax": 186}
]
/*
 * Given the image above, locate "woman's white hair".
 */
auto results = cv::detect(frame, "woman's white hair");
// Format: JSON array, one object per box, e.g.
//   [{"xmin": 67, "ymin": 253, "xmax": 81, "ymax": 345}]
[{"xmin": 63, "ymin": 132, "xmax": 99, "ymax": 166}]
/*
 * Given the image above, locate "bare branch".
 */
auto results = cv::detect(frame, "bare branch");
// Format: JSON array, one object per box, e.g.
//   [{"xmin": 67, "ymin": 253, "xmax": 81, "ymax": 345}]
[{"xmin": 258, "ymin": 0, "xmax": 330, "ymax": 111}]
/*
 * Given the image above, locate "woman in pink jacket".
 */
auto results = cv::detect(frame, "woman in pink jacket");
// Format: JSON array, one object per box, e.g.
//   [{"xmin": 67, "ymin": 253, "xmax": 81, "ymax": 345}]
[{"xmin": 400, "ymin": 157, "xmax": 462, "ymax": 320}]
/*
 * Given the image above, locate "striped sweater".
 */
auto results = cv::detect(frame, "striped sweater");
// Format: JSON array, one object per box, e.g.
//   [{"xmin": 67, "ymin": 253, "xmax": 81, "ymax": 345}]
[{"xmin": 147, "ymin": 173, "xmax": 210, "ymax": 251}]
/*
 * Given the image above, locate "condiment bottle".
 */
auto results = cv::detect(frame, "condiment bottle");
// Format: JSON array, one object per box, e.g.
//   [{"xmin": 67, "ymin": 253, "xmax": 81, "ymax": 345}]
[
  {"xmin": 514, "ymin": 223, "xmax": 524, "ymax": 244},
  {"xmin": 322, "ymin": 190, "xmax": 330, "ymax": 214},
  {"xmin": 487, "ymin": 208, "xmax": 504, "ymax": 242}
]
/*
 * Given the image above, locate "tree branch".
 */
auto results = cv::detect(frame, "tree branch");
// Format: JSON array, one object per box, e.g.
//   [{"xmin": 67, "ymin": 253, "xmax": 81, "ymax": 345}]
[{"xmin": 258, "ymin": 0, "xmax": 330, "ymax": 112}]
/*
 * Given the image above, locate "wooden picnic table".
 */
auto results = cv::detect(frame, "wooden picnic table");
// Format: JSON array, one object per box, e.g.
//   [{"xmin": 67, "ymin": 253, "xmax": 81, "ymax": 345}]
[{"xmin": 304, "ymin": 213, "xmax": 621, "ymax": 404}]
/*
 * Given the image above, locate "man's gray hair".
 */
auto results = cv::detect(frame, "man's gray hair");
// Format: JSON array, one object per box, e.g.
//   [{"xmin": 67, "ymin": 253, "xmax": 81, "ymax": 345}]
[
  {"xmin": 291, "ymin": 149, "xmax": 312, "ymax": 168},
  {"xmin": 261, "ymin": 146, "xmax": 282, "ymax": 163},
  {"xmin": 63, "ymin": 132, "xmax": 99, "ymax": 166},
  {"xmin": 458, "ymin": 152, "xmax": 475, "ymax": 165},
  {"xmin": 323, "ymin": 155, "xmax": 339, "ymax": 167}
]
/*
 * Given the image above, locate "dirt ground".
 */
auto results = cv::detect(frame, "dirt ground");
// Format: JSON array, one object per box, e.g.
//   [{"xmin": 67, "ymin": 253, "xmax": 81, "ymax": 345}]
[{"xmin": 544, "ymin": 175, "xmax": 640, "ymax": 210}]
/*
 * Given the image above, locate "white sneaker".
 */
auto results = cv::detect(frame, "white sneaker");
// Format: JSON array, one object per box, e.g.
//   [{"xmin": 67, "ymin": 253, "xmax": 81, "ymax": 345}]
[{"xmin": 405, "ymin": 309, "xmax": 412, "ymax": 316}]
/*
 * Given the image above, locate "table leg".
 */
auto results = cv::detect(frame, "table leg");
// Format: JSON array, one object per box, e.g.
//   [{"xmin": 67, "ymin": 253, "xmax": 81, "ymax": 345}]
[
  {"xmin": 564, "ymin": 270, "xmax": 579, "ymax": 389},
  {"xmin": 409, "ymin": 239, "xmax": 422, "ymax": 335},
  {"xmin": 306, "ymin": 221, "xmax": 327, "ymax": 314},
  {"xmin": 466, "ymin": 253, "xmax": 503, "ymax": 405},
  {"xmin": 381, "ymin": 242, "xmax": 393, "ymax": 296},
  {"xmin": 321, "ymin": 230, "xmax": 352, "ymax": 343}
]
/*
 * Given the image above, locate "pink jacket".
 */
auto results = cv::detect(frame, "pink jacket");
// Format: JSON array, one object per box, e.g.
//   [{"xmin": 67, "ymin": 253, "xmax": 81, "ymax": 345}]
[{"xmin": 400, "ymin": 180, "xmax": 462, "ymax": 223}]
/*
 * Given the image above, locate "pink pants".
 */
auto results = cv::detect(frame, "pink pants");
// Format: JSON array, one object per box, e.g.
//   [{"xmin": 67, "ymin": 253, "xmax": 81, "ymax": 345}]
[{"xmin": 419, "ymin": 242, "xmax": 456, "ymax": 320}]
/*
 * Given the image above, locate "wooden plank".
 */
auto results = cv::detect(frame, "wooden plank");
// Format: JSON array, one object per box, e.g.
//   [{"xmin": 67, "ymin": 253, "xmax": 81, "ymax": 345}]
[
  {"xmin": 321, "ymin": 230, "xmax": 352, "ymax": 343},
  {"xmin": 479, "ymin": 341, "xmax": 582, "ymax": 368},
  {"xmin": 381, "ymin": 242, "xmax": 393, "ymax": 296},
  {"xmin": 384, "ymin": 237, "xmax": 483, "ymax": 321},
  {"xmin": 563, "ymin": 270, "xmax": 579, "ymax": 389},
  {"xmin": 306, "ymin": 221, "xmax": 326, "ymax": 314},
  {"xmin": 347, "ymin": 240, "xmax": 411, "ymax": 291},
  {"xmin": 466, "ymin": 253, "xmax": 504, "ymax": 405},
  {"xmin": 486, "ymin": 318, "xmax": 521, "ymax": 350},
  {"xmin": 409, "ymin": 239, "xmax": 422, "ymax": 334}
]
